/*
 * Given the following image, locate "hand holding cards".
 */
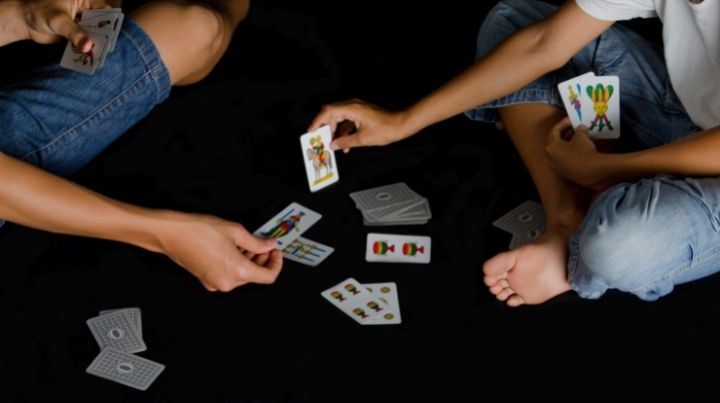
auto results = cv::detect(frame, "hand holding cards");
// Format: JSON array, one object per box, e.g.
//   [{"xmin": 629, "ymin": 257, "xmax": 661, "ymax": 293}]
[
  {"xmin": 558, "ymin": 72, "xmax": 621, "ymax": 139},
  {"xmin": 60, "ymin": 8, "xmax": 124, "ymax": 75}
]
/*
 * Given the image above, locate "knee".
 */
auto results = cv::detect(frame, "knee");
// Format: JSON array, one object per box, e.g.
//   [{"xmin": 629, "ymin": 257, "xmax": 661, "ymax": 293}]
[
  {"xmin": 179, "ymin": 4, "xmax": 227, "ymax": 59},
  {"xmin": 577, "ymin": 190, "xmax": 679, "ymax": 290}
]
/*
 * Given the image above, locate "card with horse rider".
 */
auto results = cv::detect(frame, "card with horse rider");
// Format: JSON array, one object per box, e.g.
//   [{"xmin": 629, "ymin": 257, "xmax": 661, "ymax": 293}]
[
  {"xmin": 300, "ymin": 125, "xmax": 339, "ymax": 192},
  {"xmin": 557, "ymin": 73, "xmax": 620, "ymax": 139}
]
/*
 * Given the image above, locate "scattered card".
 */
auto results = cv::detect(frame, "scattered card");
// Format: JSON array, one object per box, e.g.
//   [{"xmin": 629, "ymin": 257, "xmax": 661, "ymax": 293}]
[
  {"xmin": 300, "ymin": 125, "xmax": 339, "ymax": 192},
  {"xmin": 365, "ymin": 233, "xmax": 431, "ymax": 264},
  {"xmin": 321, "ymin": 278, "xmax": 389, "ymax": 324},
  {"xmin": 492, "ymin": 200, "xmax": 546, "ymax": 250},
  {"xmin": 99, "ymin": 307, "xmax": 142, "ymax": 339},
  {"xmin": 86, "ymin": 348, "xmax": 165, "ymax": 391},
  {"xmin": 254, "ymin": 202, "xmax": 322, "ymax": 248},
  {"xmin": 86, "ymin": 310, "xmax": 146, "ymax": 353},
  {"xmin": 364, "ymin": 282, "xmax": 402, "ymax": 325},
  {"xmin": 282, "ymin": 236, "xmax": 334, "ymax": 266}
]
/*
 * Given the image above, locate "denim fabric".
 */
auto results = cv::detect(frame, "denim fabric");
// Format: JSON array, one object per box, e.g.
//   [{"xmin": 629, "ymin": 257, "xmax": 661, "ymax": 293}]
[
  {"xmin": 469, "ymin": 0, "xmax": 719, "ymax": 301},
  {"xmin": 0, "ymin": 18, "xmax": 171, "ymax": 177}
]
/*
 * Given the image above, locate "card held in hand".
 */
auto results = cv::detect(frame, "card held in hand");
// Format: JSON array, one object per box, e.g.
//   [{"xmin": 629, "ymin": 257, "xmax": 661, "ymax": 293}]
[
  {"xmin": 300, "ymin": 125, "xmax": 339, "ymax": 192},
  {"xmin": 253, "ymin": 202, "xmax": 321, "ymax": 248}
]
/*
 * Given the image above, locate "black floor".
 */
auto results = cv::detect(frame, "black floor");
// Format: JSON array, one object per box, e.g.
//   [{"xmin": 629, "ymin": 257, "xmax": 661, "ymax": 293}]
[{"xmin": 2, "ymin": 1, "xmax": 720, "ymax": 401}]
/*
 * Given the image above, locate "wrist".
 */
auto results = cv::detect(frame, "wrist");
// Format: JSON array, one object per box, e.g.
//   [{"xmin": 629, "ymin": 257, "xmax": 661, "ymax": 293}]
[{"xmin": 0, "ymin": 1, "xmax": 29, "ymax": 45}]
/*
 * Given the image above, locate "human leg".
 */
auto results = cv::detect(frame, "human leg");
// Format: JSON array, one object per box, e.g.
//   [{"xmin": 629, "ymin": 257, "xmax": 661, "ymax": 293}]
[
  {"xmin": 130, "ymin": 0, "xmax": 250, "ymax": 85},
  {"xmin": 569, "ymin": 176, "xmax": 720, "ymax": 300}
]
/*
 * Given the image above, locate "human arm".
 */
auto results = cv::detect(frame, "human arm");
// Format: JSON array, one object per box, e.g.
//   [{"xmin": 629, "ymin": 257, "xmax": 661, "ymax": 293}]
[
  {"xmin": 0, "ymin": 0, "xmax": 110, "ymax": 51},
  {"xmin": 545, "ymin": 118, "xmax": 720, "ymax": 190},
  {"xmin": 0, "ymin": 152, "xmax": 282, "ymax": 291},
  {"xmin": 309, "ymin": 1, "xmax": 614, "ymax": 151}
]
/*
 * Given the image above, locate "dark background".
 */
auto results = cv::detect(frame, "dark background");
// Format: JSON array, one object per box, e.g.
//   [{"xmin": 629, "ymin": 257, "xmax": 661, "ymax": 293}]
[{"xmin": 1, "ymin": 1, "xmax": 719, "ymax": 401}]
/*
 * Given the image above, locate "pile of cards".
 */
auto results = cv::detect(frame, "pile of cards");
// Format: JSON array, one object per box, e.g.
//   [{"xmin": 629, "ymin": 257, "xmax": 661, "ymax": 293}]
[
  {"xmin": 492, "ymin": 200, "xmax": 546, "ymax": 250},
  {"xmin": 365, "ymin": 233, "xmax": 431, "ymax": 264},
  {"xmin": 60, "ymin": 8, "xmax": 124, "ymax": 75},
  {"xmin": 322, "ymin": 278, "xmax": 401, "ymax": 325},
  {"xmin": 85, "ymin": 308, "xmax": 165, "ymax": 391},
  {"xmin": 557, "ymin": 71, "xmax": 620, "ymax": 139},
  {"xmin": 300, "ymin": 125, "xmax": 339, "ymax": 193},
  {"xmin": 253, "ymin": 202, "xmax": 334, "ymax": 267},
  {"xmin": 350, "ymin": 182, "xmax": 431, "ymax": 226}
]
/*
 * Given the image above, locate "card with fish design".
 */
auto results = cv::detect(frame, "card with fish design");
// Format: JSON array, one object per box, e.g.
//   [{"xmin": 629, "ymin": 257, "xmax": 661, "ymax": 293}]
[
  {"xmin": 300, "ymin": 125, "xmax": 339, "ymax": 192},
  {"xmin": 365, "ymin": 233, "xmax": 431, "ymax": 263}
]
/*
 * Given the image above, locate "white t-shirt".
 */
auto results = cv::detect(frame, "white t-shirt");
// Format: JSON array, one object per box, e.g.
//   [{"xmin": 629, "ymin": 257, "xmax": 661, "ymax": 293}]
[{"xmin": 575, "ymin": 0, "xmax": 720, "ymax": 130}]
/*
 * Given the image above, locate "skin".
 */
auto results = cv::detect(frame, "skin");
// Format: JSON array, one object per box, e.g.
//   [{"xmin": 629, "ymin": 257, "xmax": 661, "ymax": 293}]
[
  {"xmin": 0, "ymin": 0, "xmax": 283, "ymax": 292},
  {"xmin": 310, "ymin": 1, "xmax": 720, "ymax": 306}
]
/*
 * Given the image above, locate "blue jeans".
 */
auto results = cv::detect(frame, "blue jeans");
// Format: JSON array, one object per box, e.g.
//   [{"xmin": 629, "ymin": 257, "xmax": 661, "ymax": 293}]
[
  {"xmin": 0, "ymin": 18, "xmax": 170, "ymax": 176},
  {"xmin": 468, "ymin": 0, "xmax": 720, "ymax": 300}
]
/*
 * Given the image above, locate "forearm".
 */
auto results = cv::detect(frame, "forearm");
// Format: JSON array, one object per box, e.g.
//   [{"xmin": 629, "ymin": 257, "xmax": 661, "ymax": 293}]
[
  {"xmin": 401, "ymin": 1, "xmax": 613, "ymax": 136},
  {"xmin": 0, "ymin": 0, "xmax": 27, "ymax": 47},
  {"xmin": 0, "ymin": 152, "xmax": 167, "ymax": 252},
  {"xmin": 606, "ymin": 126, "xmax": 720, "ymax": 182}
]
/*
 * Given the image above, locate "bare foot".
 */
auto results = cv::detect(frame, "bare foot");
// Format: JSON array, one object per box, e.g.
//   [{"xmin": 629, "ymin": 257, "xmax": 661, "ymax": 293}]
[{"xmin": 483, "ymin": 227, "xmax": 572, "ymax": 307}]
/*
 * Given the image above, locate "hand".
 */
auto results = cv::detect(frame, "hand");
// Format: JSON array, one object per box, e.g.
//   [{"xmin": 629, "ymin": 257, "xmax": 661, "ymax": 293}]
[
  {"xmin": 20, "ymin": 0, "xmax": 112, "ymax": 52},
  {"xmin": 545, "ymin": 117, "xmax": 614, "ymax": 190},
  {"xmin": 309, "ymin": 99, "xmax": 412, "ymax": 153},
  {"xmin": 155, "ymin": 212, "xmax": 282, "ymax": 292}
]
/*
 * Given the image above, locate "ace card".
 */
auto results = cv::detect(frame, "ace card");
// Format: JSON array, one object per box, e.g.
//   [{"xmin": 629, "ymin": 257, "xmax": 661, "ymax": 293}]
[{"xmin": 300, "ymin": 125, "xmax": 339, "ymax": 192}]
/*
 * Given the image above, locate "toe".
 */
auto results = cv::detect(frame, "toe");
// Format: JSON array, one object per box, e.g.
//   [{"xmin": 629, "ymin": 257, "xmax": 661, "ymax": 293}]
[
  {"xmin": 496, "ymin": 288, "xmax": 514, "ymax": 301},
  {"xmin": 483, "ymin": 250, "xmax": 517, "ymax": 278},
  {"xmin": 507, "ymin": 295, "xmax": 526, "ymax": 307}
]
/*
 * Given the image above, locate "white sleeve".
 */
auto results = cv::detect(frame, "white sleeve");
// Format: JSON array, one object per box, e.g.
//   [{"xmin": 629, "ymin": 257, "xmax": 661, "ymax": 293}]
[{"xmin": 574, "ymin": 0, "xmax": 657, "ymax": 21}]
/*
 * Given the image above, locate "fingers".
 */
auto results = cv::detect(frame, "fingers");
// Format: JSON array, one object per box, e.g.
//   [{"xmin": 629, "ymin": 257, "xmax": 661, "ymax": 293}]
[
  {"xmin": 89, "ymin": 0, "xmax": 114, "ymax": 8},
  {"xmin": 548, "ymin": 117, "xmax": 573, "ymax": 142},
  {"xmin": 240, "ymin": 249, "xmax": 283, "ymax": 285},
  {"xmin": 330, "ymin": 131, "xmax": 363, "ymax": 151},
  {"xmin": 232, "ymin": 225, "xmax": 277, "ymax": 254},
  {"xmin": 47, "ymin": 11, "xmax": 94, "ymax": 52}
]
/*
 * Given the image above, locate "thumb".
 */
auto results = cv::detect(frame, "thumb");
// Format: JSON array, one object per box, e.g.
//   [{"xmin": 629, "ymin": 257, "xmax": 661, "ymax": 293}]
[
  {"xmin": 48, "ymin": 11, "xmax": 93, "ymax": 53},
  {"xmin": 233, "ymin": 227, "xmax": 278, "ymax": 254}
]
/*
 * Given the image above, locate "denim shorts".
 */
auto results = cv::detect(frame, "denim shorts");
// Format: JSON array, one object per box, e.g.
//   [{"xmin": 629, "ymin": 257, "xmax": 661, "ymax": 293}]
[
  {"xmin": 0, "ymin": 18, "xmax": 171, "ymax": 177},
  {"xmin": 469, "ymin": 0, "xmax": 720, "ymax": 301}
]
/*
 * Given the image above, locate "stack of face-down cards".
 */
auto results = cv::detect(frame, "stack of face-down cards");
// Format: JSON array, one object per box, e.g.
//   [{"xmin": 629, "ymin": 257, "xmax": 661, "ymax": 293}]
[
  {"xmin": 350, "ymin": 182, "xmax": 432, "ymax": 226},
  {"xmin": 253, "ymin": 202, "xmax": 334, "ymax": 267},
  {"xmin": 492, "ymin": 200, "xmax": 546, "ymax": 250},
  {"xmin": 322, "ymin": 278, "xmax": 401, "ymax": 325},
  {"xmin": 60, "ymin": 8, "xmax": 125, "ymax": 75},
  {"xmin": 365, "ymin": 233, "xmax": 431, "ymax": 264},
  {"xmin": 85, "ymin": 308, "xmax": 165, "ymax": 391},
  {"xmin": 557, "ymin": 71, "xmax": 621, "ymax": 139}
]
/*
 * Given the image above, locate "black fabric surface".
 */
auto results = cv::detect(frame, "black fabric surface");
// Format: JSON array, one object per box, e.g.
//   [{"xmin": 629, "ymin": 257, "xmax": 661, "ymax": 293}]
[{"xmin": 2, "ymin": 1, "xmax": 719, "ymax": 401}]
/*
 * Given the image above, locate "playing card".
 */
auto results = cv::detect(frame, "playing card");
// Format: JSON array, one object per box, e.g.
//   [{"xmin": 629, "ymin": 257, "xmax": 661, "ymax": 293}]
[
  {"xmin": 581, "ymin": 76, "xmax": 620, "ymax": 139},
  {"xmin": 365, "ymin": 233, "xmax": 431, "ymax": 263},
  {"xmin": 557, "ymin": 71, "xmax": 595, "ymax": 128},
  {"xmin": 492, "ymin": 200, "xmax": 545, "ymax": 236},
  {"xmin": 87, "ymin": 310, "xmax": 146, "ymax": 353},
  {"xmin": 59, "ymin": 31, "xmax": 108, "ymax": 74},
  {"xmin": 321, "ymin": 278, "xmax": 389, "ymax": 324},
  {"xmin": 350, "ymin": 182, "xmax": 423, "ymax": 219},
  {"xmin": 254, "ymin": 202, "xmax": 322, "ymax": 248},
  {"xmin": 300, "ymin": 125, "xmax": 339, "ymax": 192},
  {"xmin": 282, "ymin": 236, "xmax": 334, "ymax": 266},
  {"xmin": 86, "ymin": 348, "xmax": 165, "ymax": 391},
  {"xmin": 509, "ymin": 224, "xmax": 545, "ymax": 250},
  {"xmin": 99, "ymin": 307, "xmax": 142, "ymax": 339},
  {"xmin": 80, "ymin": 11, "xmax": 124, "ymax": 52},
  {"xmin": 364, "ymin": 282, "xmax": 402, "ymax": 325}
]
